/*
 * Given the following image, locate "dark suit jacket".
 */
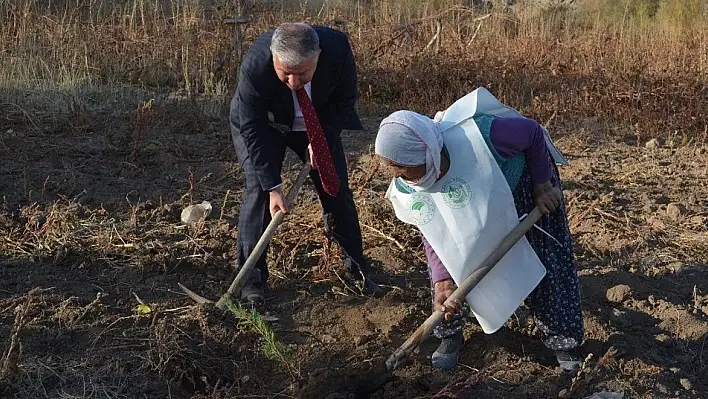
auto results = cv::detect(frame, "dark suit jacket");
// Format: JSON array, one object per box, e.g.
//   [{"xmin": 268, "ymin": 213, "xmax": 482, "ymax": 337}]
[{"xmin": 229, "ymin": 26, "xmax": 363, "ymax": 191}]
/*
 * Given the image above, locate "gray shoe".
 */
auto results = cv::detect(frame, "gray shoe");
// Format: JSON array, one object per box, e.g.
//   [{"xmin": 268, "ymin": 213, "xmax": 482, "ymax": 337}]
[
  {"xmin": 240, "ymin": 284, "xmax": 265, "ymax": 304},
  {"xmin": 555, "ymin": 349, "xmax": 583, "ymax": 372},
  {"xmin": 431, "ymin": 331, "xmax": 464, "ymax": 371}
]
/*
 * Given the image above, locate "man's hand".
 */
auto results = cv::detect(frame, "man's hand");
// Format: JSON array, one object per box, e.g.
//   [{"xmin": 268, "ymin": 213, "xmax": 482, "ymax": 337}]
[
  {"xmin": 533, "ymin": 180, "xmax": 562, "ymax": 216},
  {"xmin": 307, "ymin": 143, "xmax": 318, "ymax": 170},
  {"xmin": 268, "ymin": 187, "xmax": 288, "ymax": 217},
  {"xmin": 434, "ymin": 279, "xmax": 460, "ymax": 321}
]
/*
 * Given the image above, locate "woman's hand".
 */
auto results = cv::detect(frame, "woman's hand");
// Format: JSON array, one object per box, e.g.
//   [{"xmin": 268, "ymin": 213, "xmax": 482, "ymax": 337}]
[
  {"xmin": 533, "ymin": 180, "xmax": 562, "ymax": 216},
  {"xmin": 434, "ymin": 279, "xmax": 460, "ymax": 321}
]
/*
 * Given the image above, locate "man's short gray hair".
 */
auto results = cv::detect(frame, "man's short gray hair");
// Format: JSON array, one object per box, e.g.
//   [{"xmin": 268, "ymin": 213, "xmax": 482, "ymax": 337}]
[{"xmin": 270, "ymin": 23, "xmax": 320, "ymax": 66}]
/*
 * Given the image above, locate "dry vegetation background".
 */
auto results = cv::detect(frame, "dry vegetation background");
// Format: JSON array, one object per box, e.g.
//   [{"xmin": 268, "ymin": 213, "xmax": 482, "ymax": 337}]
[{"xmin": 1, "ymin": 0, "xmax": 707, "ymax": 398}]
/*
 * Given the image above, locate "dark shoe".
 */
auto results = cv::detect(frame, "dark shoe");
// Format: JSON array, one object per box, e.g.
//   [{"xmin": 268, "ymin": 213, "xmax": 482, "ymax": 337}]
[
  {"xmin": 555, "ymin": 349, "xmax": 583, "ymax": 372},
  {"xmin": 431, "ymin": 331, "xmax": 464, "ymax": 371},
  {"xmin": 240, "ymin": 283, "xmax": 265, "ymax": 304},
  {"xmin": 344, "ymin": 271, "xmax": 384, "ymax": 297}
]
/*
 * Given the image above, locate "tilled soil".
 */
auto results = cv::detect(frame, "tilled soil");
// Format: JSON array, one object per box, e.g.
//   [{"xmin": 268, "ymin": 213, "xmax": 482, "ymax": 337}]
[{"xmin": 1, "ymin": 103, "xmax": 707, "ymax": 398}]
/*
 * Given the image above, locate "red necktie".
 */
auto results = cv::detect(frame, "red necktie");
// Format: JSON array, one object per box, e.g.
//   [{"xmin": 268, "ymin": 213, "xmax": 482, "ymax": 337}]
[{"xmin": 296, "ymin": 88, "xmax": 340, "ymax": 198}]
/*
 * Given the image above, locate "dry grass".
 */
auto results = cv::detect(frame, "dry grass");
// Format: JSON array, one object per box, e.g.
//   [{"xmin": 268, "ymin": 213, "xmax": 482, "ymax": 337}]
[{"xmin": 1, "ymin": 0, "xmax": 706, "ymax": 141}]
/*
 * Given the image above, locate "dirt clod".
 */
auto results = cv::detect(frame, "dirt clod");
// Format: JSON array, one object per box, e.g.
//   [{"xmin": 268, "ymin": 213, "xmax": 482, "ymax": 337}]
[
  {"xmin": 666, "ymin": 203, "xmax": 686, "ymax": 220},
  {"xmin": 680, "ymin": 378, "xmax": 693, "ymax": 390},
  {"xmin": 645, "ymin": 139, "xmax": 661, "ymax": 149},
  {"xmin": 606, "ymin": 284, "xmax": 632, "ymax": 303}
]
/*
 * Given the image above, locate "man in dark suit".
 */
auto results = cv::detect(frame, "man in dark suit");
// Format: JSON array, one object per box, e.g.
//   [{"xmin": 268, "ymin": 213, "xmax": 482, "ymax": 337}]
[{"xmin": 229, "ymin": 22, "xmax": 383, "ymax": 303}]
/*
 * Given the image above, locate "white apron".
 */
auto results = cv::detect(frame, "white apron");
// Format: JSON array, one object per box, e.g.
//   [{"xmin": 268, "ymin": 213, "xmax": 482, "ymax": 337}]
[{"xmin": 386, "ymin": 89, "xmax": 552, "ymax": 334}]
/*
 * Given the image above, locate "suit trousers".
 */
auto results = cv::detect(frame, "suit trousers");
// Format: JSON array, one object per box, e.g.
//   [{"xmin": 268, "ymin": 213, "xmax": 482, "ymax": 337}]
[{"xmin": 235, "ymin": 129, "xmax": 368, "ymax": 286}]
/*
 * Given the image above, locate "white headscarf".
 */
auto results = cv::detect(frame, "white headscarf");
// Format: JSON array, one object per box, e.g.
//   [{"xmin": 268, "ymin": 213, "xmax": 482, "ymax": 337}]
[{"xmin": 374, "ymin": 110, "xmax": 444, "ymax": 190}]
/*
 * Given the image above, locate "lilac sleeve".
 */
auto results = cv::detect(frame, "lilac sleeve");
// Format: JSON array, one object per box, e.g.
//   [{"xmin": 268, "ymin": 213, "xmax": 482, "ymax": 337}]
[
  {"xmin": 489, "ymin": 117, "xmax": 552, "ymax": 184},
  {"xmin": 421, "ymin": 233, "xmax": 452, "ymax": 283}
]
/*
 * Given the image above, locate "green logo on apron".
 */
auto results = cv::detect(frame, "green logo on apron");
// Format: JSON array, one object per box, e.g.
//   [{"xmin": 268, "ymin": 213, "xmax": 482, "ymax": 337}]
[
  {"xmin": 442, "ymin": 177, "xmax": 472, "ymax": 209},
  {"xmin": 406, "ymin": 194, "xmax": 435, "ymax": 226}
]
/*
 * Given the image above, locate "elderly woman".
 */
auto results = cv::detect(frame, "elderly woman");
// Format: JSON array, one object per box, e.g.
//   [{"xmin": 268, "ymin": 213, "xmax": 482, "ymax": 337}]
[{"xmin": 374, "ymin": 90, "xmax": 583, "ymax": 372}]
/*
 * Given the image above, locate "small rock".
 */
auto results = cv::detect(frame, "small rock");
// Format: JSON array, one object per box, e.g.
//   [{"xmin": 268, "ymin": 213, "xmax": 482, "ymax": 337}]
[
  {"xmin": 669, "ymin": 367, "xmax": 680, "ymax": 373},
  {"xmin": 606, "ymin": 284, "xmax": 632, "ymax": 303},
  {"xmin": 666, "ymin": 203, "xmax": 685, "ymax": 220},
  {"xmin": 321, "ymin": 334, "xmax": 336, "ymax": 344},
  {"xmin": 696, "ymin": 147, "xmax": 705, "ymax": 155},
  {"xmin": 702, "ymin": 306, "xmax": 708, "ymax": 316},
  {"xmin": 645, "ymin": 138, "xmax": 660, "ymax": 149},
  {"xmin": 679, "ymin": 378, "xmax": 692, "ymax": 390}
]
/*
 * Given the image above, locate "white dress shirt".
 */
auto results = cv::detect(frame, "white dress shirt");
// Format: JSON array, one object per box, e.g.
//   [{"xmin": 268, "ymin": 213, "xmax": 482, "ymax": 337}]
[
  {"xmin": 291, "ymin": 82, "xmax": 312, "ymax": 132},
  {"xmin": 269, "ymin": 82, "xmax": 313, "ymax": 191}
]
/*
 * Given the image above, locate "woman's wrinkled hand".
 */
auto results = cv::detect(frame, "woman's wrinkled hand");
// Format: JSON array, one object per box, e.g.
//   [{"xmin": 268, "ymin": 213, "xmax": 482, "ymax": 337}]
[
  {"xmin": 533, "ymin": 180, "xmax": 562, "ymax": 216},
  {"xmin": 434, "ymin": 279, "xmax": 460, "ymax": 321}
]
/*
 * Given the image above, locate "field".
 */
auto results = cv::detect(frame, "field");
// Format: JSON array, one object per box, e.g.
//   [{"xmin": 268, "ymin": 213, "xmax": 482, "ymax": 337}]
[{"xmin": 1, "ymin": 0, "xmax": 707, "ymax": 398}]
